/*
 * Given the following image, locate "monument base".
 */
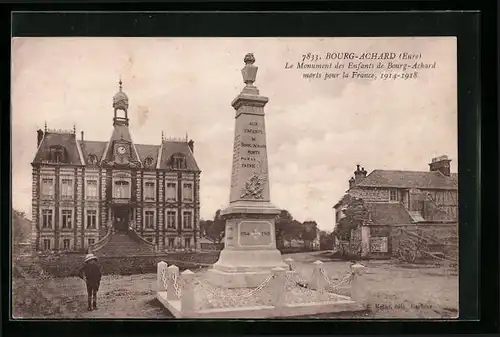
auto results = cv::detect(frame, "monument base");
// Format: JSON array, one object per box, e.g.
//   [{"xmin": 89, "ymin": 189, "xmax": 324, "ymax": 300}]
[
  {"xmin": 208, "ymin": 201, "xmax": 286, "ymax": 288},
  {"xmin": 208, "ymin": 249, "xmax": 288, "ymax": 288},
  {"xmin": 157, "ymin": 291, "xmax": 364, "ymax": 319}
]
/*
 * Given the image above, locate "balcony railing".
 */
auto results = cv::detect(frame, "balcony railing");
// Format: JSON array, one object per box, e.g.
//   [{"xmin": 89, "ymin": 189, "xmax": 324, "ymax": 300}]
[{"xmin": 111, "ymin": 197, "xmax": 133, "ymax": 205}]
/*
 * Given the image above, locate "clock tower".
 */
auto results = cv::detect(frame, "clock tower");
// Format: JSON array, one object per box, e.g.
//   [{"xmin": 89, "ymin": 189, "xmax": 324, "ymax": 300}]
[
  {"xmin": 113, "ymin": 79, "xmax": 129, "ymax": 126},
  {"xmin": 100, "ymin": 80, "xmax": 141, "ymax": 169},
  {"xmin": 113, "ymin": 142, "xmax": 131, "ymax": 164}
]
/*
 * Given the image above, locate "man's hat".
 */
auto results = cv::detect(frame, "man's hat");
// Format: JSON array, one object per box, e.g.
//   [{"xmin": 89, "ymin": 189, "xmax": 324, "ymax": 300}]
[{"xmin": 84, "ymin": 253, "xmax": 98, "ymax": 263}]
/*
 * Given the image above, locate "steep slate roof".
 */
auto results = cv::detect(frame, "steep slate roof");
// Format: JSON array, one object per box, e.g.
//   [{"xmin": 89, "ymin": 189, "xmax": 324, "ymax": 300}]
[
  {"xmin": 33, "ymin": 132, "xmax": 83, "ymax": 165},
  {"xmin": 354, "ymin": 170, "xmax": 458, "ymax": 190},
  {"xmin": 160, "ymin": 141, "xmax": 200, "ymax": 171},
  {"xmin": 33, "ymin": 128, "xmax": 200, "ymax": 171},
  {"xmin": 78, "ymin": 140, "xmax": 107, "ymax": 164},
  {"xmin": 366, "ymin": 202, "xmax": 414, "ymax": 225},
  {"xmin": 135, "ymin": 144, "xmax": 160, "ymax": 168}
]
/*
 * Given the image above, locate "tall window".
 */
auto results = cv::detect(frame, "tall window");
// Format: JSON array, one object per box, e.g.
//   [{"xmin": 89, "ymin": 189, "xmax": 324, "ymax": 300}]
[
  {"xmin": 183, "ymin": 183, "xmax": 193, "ymax": 202},
  {"xmin": 168, "ymin": 238, "xmax": 175, "ymax": 248},
  {"xmin": 87, "ymin": 210, "xmax": 97, "ymax": 229},
  {"xmin": 183, "ymin": 211, "xmax": 192, "ymax": 229},
  {"xmin": 86, "ymin": 180, "xmax": 98, "ymax": 199},
  {"xmin": 41, "ymin": 178, "xmax": 54, "ymax": 197},
  {"xmin": 145, "ymin": 211, "xmax": 155, "ymax": 229},
  {"xmin": 166, "ymin": 211, "xmax": 176, "ymax": 229},
  {"xmin": 184, "ymin": 237, "xmax": 191, "ymax": 249},
  {"xmin": 61, "ymin": 210, "xmax": 72, "ymax": 229},
  {"xmin": 42, "ymin": 209, "xmax": 53, "ymax": 228},
  {"xmin": 166, "ymin": 183, "xmax": 177, "ymax": 201},
  {"xmin": 43, "ymin": 239, "xmax": 51, "ymax": 251},
  {"xmin": 144, "ymin": 182, "xmax": 155, "ymax": 201},
  {"xmin": 114, "ymin": 180, "xmax": 130, "ymax": 198},
  {"xmin": 63, "ymin": 239, "xmax": 71, "ymax": 250},
  {"xmin": 389, "ymin": 189, "xmax": 398, "ymax": 201},
  {"xmin": 61, "ymin": 179, "xmax": 73, "ymax": 199}
]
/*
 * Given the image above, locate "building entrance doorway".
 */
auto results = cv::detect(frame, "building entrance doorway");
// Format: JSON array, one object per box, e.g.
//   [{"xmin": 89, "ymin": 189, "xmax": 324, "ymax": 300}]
[{"xmin": 114, "ymin": 208, "xmax": 130, "ymax": 232}]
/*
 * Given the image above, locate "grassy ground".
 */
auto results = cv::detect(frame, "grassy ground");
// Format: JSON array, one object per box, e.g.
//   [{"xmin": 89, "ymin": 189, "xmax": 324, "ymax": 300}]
[{"xmin": 13, "ymin": 252, "xmax": 458, "ymax": 319}]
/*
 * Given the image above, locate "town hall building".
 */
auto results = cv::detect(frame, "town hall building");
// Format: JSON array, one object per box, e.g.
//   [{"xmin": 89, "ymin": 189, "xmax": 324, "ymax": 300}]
[{"xmin": 31, "ymin": 81, "xmax": 201, "ymax": 253}]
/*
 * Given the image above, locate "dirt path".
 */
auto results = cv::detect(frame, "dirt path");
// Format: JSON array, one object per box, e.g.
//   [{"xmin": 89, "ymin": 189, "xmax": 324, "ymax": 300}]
[{"xmin": 17, "ymin": 253, "xmax": 458, "ymax": 319}]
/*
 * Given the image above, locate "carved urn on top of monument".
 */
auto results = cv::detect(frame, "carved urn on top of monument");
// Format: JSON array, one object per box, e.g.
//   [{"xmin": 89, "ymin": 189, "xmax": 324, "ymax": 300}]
[{"xmin": 207, "ymin": 53, "xmax": 287, "ymax": 289}]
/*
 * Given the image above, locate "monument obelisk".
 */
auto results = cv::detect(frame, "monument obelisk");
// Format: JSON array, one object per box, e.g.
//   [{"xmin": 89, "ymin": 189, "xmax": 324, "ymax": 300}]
[{"xmin": 207, "ymin": 53, "xmax": 287, "ymax": 288}]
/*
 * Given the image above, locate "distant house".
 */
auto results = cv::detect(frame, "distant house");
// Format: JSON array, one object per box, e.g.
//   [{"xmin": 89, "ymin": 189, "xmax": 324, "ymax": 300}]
[
  {"xmin": 334, "ymin": 155, "xmax": 458, "ymax": 227},
  {"xmin": 333, "ymin": 155, "xmax": 458, "ymax": 258}
]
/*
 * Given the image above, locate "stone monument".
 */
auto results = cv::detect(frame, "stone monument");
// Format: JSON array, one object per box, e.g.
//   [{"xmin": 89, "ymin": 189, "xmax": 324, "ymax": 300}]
[{"xmin": 207, "ymin": 53, "xmax": 287, "ymax": 288}]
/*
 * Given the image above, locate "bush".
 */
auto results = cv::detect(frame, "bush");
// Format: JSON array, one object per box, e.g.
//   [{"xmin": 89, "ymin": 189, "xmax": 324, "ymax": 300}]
[
  {"xmin": 16, "ymin": 251, "xmax": 221, "ymax": 278},
  {"xmin": 278, "ymin": 247, "xmax": 314, "ymax": 254},
  {"xmin": 12, "ymin": 263, "xmax": 62, "ymax": 318}
]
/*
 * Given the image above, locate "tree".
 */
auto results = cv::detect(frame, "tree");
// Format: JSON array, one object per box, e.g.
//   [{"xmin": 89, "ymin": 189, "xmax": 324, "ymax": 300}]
[
  {"xmin": 275, "ymin": 210, "xmax": 305, "ymax": 247},
  {"xmin": 301, "ymin": 221, "xmax": 319, "ymax": 249},
  {"xmin": 319, "ymin": 230, "xmax": 334, "ymax": 250},
  {"xmin": 275, "ymin": 210, "xmax": 294, "ymax": 247},
  {"xmin": 200, "ymin": 210, "xmax": 226, "ymax": 243},
  {"xmin": 333, "ymin": 196, "xmax": 369, "ymax": 242},
  {"xmin": 12, "ymin": 208, "xmax": 31, "ymax": 244}
]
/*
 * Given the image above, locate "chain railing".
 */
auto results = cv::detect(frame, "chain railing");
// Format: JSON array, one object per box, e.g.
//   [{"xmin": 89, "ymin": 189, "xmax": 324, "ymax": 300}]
[
  {"xmin": 320, "ymin": 268, "xmax": 354, "ymax": 290},
  {"xmin": 286, "ymin": 263, "xmax": 309, "ymax": 286},
  {"xmin": 286, "ymin": 261, "xmax": 354, "ymax": 293},
  {"xmin": 194, "ymin": 274, "xmax": 275, "ymax": 307}
]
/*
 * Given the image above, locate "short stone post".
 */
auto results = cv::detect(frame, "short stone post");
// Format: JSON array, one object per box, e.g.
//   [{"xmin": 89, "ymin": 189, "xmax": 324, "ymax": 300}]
[
  {"xmin": 284, "ymin": 258, "xmax": 295, "ymax": 271},
  {"xmin": 308, "ymin": 260, "xmax": 329, "ymax": 291},
  {"xmin": 181, "ymin": 269, "xmax": 196, "ymax": 315},
  {"xmin": 350, "ymin": 263, "xmax": 367, "ymax": 306},
  {"xmin": 167, "ymin": 264, "xmax": 180, "ymax": 300},
  {"xmin": 157, "ymin": 261, "xmax": 168, "ymax": 291},
  {"xmin": 272, "ymin": 267, "xmax": 286, "ymax": 308}
]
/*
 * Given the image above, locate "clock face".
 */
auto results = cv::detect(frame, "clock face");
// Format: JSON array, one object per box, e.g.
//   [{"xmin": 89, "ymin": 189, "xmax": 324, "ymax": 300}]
[{"xmin": 117, "ymin": 146, "xmax": 126, "ymax": 155}]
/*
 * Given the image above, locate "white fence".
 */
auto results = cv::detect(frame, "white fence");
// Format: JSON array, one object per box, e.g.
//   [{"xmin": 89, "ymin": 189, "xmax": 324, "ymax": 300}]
[{"xmin": 156, "ymin": 259, "xmax": 367, "ymax": 317}]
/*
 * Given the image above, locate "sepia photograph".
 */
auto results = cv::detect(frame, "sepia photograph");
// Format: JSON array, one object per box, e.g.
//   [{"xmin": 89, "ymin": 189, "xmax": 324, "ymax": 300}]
[{"xmin": 11, "ymin": 37, "xmax": 458, "ymax": 319}]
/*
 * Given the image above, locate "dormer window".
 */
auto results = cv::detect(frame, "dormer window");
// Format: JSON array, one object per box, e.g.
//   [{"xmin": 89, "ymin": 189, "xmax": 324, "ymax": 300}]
[
  {"xmin": 49, "ymin": 145, "xmax": 67, "ymax": 163},
  {"xmin": 88, "ymin": 154, "xmax": 98, "ymax": 166},
  {"xmin": 144, "ymin": 157, "xmax": 154, "ymax": 168},
  {"xmin": 171, "ymin": 154, "xmax": 187, "ymax": 170}
]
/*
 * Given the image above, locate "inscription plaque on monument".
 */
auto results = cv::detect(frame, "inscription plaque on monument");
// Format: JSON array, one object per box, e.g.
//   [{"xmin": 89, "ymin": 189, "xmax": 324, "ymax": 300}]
[{"xmin": 238, "ymin": 221, "xmax": 273, "ymax": 247}]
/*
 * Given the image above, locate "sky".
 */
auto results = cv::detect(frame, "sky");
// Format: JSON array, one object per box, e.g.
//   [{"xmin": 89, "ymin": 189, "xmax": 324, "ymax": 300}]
[{"xmin": 11, "ymin": 37, "xmax": 457, "ymax": 231}]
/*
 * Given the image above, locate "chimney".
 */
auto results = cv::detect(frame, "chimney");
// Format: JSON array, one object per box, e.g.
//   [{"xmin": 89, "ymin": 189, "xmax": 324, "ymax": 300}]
[
  {"xmin": 37, "ymin": 129, "xmax": 44, "ymax": 147},
  {"xmin": 81, "ymin": 131, "xmax": 84, "ymax": 142},
  {"xmin": 188, "ymin": 139, "xmax": 194, "ymax": 153},
  {"xmin": 354, "ymin": 164, "xmax": 367, "ymax": 184},
  {"xmin": 348, "ymin": 177, "xmax": 355, "ymax": 189},
  {"xmin": 429, "ymin": 155, "xmax": 451, "ymax": 176}
]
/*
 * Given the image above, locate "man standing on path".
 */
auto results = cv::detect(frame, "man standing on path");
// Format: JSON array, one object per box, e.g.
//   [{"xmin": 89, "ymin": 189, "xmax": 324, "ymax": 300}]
[{"xmin": 78, "ymin": 253, "xmax": 102, "ymax": 311}]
